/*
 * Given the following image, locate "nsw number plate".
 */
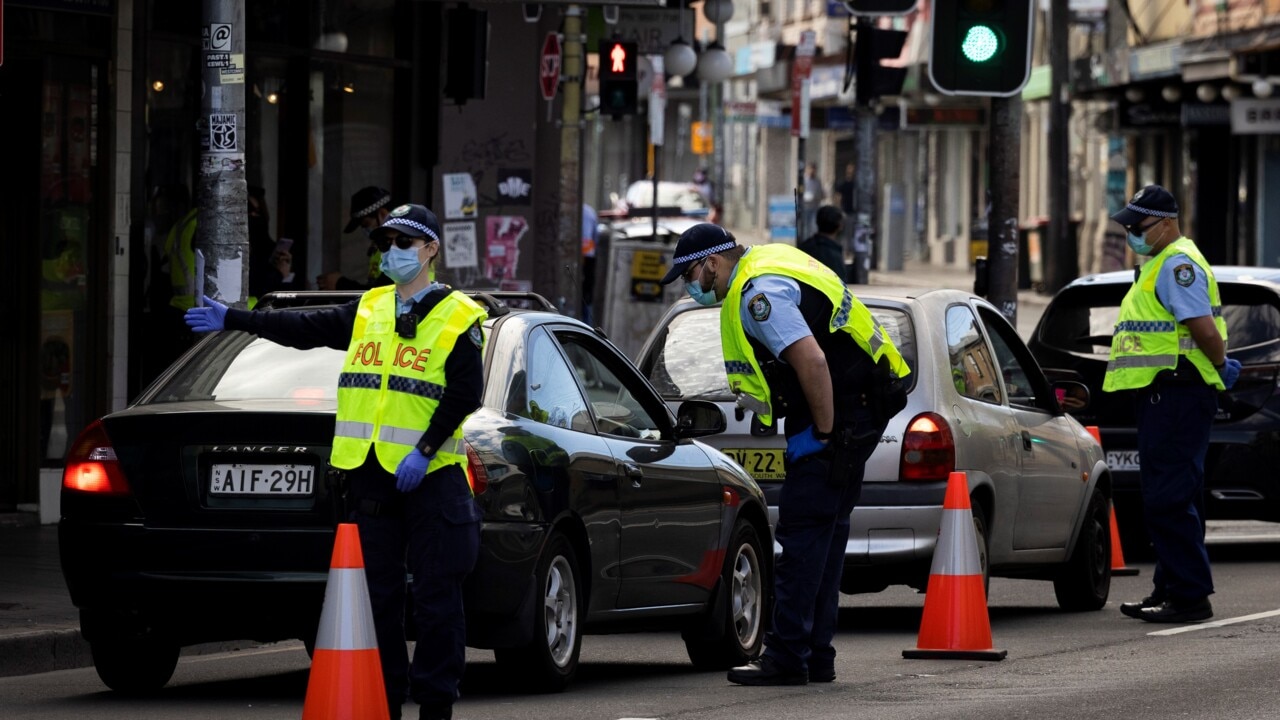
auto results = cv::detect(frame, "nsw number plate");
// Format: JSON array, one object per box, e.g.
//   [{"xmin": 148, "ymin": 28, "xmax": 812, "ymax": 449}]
[
  {"xmin": 722, "ymin": 448, "xmax": 785, "ymax": 481},
  {"xmin": 210, "ymin": 464, "xmax": 315, "ymax": 496},
  {"xmin": 1105, "ymin": 450, "xmax": 1140, "ymax": 471}
]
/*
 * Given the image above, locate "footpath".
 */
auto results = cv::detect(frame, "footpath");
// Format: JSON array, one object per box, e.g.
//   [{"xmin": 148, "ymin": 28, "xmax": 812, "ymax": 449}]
[{"xmin": 0, "ymin": 261, "xmax": 1054, "ymax": 680}]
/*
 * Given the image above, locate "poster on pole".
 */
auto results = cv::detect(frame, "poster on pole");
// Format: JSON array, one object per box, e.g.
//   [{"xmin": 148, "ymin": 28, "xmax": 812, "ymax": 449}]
[
  {"xmin": 485, "ymin": 216, "xmax": 527, "ymax": 282},
  {"xmin": 443, "ymin": 172, "xmax": 478, "ymax": 220},
  {"xmin": 443, "ymin": 222, "xmax": 478, "ymax": 269}
]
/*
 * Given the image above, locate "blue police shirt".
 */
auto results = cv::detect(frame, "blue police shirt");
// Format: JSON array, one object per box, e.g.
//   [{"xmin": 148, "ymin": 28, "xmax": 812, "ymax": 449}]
[
  {"xmin": 396, "ymin": 281, "xmax": 446, "ymax": 316},
  {"xmin": 735, "ymin": 250, "xmax": 813, "ymax": 359},
  {"xmin": 1154, "ymin": 253, "xmax": 1213, "ymax": 322}
]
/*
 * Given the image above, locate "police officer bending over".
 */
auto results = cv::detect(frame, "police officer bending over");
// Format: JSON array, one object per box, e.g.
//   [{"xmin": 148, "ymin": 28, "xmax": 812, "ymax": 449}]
[
  {"xmin": 186, "ymin": 204, "xmax": 485, "ymax": 720},
  {"xmin": 658, "ymin": 224, "xmax": 909, "ymax": 686},
  {"xmin": 1105, "ymin": 185, "xmax": 1241, "ymax": 624}
]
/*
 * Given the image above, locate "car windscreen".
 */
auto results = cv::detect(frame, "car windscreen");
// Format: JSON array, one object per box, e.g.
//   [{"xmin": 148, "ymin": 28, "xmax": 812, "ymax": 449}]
[
  {"xmin": 1037, "ymin": 282, "xmax": 1280, "ymax": 355},
  {"xmin": 143, "ymin": 331, "xmax": 344, "ymax": 403},
  {"xmin": 625, "ymin": 183, "xmax": 709, "ymax": 211},
  {"xmin": 646, "ymin": 304, "xmax": 917, "ymax": 400}
]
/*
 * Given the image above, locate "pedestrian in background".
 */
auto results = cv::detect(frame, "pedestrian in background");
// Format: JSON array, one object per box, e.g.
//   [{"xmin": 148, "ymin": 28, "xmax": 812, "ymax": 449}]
[
  {"xmin": 247, "ymin": 186, "xmax": 297, "ymax": 301},
  {"xmin": 1104, "ymin": 184, "xmax": 1241, "ymax": 624},
  {"xmin": 802, "ymin": 165, "xmax": 824, "ymax": 239},
  {"xmin": 317, "ymin": 185, "xmax": 397, "ymax": 291},
  {"xmin": 797, "ymin": 205, "xmax": 847, "ymax": 282},
  {"xmin": 658, "ymin": 223, "xmax": 909, "ymax": 686},
  {"xmin": 187, "ymin": 203, "xmax": 486, "ymax": 720}
]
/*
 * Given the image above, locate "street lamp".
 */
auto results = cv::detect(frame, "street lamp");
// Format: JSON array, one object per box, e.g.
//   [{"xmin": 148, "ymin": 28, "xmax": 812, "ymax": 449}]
[{"xmin": 696, "ymin": 41, "xmax": 733, "ymax": 82}]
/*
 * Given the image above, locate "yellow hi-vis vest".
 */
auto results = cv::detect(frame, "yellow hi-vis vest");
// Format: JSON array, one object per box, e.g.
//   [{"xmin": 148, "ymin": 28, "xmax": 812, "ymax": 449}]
[
  {"xmin": 721, "ymin": 244, "xmax": 910, "ymax": 426},
  {"xmin": 330, "ymin": 286, "xmax": 487, "ymax": 478},
  {"xmin": 165, "ymin": 208, "xmax": 198, "ymax": 311},
  {"xmin": 1103, "ymin": 237, "xmax": 1227, "ymax": 392}
]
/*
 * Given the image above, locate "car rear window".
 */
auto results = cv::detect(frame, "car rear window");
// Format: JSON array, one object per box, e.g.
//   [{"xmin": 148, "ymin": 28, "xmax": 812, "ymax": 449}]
[
  {"xmin": 645, "ymin": 304, "xmax": 917, "ymax": 400},
  {"xmin": 144, "ymin": 332, "xmax": 344, "ymax": 403},
  {"xmin": 1038, "ymin": 282, "xmax": 1280, "ymax": 355}
]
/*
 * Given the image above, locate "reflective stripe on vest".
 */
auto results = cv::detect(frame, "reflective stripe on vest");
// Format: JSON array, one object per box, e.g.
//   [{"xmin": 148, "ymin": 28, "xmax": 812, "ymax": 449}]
[
  {"xmin": 720, "ymin": 244, "xmax": 910, "ymax": 426},
  {"xmin": 329, "ymin": 286, "xmax": 487, "ymax": 478},
  {"xmin": 1103, "ymin": 237, "xmax": 1227, "ymax": 392}
]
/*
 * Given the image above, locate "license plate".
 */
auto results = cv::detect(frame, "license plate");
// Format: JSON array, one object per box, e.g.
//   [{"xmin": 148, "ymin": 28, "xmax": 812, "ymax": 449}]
[
  {"xmin": 1105, "ymin": 450, "xmax": 1140, "ymax": 471},
  {"xmin": 722, "ymin": 448, "xmax": 786, "ymax": 481},
  {"xmin": 210, "ymin": 464, "xmax": 316, "ymax": 496}
]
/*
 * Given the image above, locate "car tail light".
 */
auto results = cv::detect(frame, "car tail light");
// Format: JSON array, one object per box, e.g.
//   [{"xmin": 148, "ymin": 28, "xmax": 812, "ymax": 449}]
[
  {"xmin": 899, "ymin": 412, "xmax": 955, "ymax": 482},
  {"xmin": 465, "ymin": 442, "xmax": 488, "ymax": 496},
  {"xmin": 63, "ymin": 420, "xmax": 131, "ymax": 496}
]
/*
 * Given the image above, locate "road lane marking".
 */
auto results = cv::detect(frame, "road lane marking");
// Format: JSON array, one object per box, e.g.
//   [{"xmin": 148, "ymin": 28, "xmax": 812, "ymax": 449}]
[{"xmin": 1147, "ymin": 608, "xmax": 1280, "ymax": 636}]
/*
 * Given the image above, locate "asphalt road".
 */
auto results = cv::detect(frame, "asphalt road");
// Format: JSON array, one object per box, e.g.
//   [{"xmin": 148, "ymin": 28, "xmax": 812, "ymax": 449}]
[{"xmin": 3, "ymin": 525, "xmax": 1278, "ymax": 720}]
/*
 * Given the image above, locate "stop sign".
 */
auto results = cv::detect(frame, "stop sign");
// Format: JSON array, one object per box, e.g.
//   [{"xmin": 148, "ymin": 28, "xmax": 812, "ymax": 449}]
[{"xmin": 540, "ymin": 32, "xmax": 561, "ymax": 101}]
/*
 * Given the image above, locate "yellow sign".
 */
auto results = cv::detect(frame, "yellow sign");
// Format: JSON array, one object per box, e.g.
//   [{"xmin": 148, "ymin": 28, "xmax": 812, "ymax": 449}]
[
  {"xmin": 691, "ymin": 121, "xmax": 713, "ymax": 155},
  {"xmin": 630, "ymin": 250, "xmax": 666, "ymax": 302}
]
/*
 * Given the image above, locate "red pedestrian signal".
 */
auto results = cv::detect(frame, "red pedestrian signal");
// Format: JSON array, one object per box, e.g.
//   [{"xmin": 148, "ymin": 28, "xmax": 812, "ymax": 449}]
[{"xmin": 598, "ymin": 39, "xmax": 638, "ymax": 118}]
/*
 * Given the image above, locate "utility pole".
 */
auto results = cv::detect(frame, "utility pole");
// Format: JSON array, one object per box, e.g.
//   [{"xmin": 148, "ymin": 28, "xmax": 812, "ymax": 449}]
[
  {"xmin": 1046, "ymin": 0, "xmax": 1073, "ymax": 292},
  {"xmin": 987, "ymin": 96, "xmax": 1023, "ymax": 325},
  {"xmin": 557, "ymin": 5, "xmax": 584, "ymax": 317},
  {"xmin": 198, "ymin": 0, "xmax": 248, "ymax": 306},
  {"xmin": 853, "ymin": 16, "xmax": 878, "ymax": 284},
  {"xmin": 793, "ymin": 30, "xmax": 816, "ymax": 239}
]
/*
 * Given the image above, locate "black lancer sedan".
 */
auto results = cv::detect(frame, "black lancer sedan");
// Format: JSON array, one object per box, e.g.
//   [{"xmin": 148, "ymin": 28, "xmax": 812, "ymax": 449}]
[
  {"xmin": 1028, "ymin": 267, "xmax": 1280, "ymax": 555},
  {"xmin": 60, "ymin": 292, "xmax": 770, "ymax": 694}
]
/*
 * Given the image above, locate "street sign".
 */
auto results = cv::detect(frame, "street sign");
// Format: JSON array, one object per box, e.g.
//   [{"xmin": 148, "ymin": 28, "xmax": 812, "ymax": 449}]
[
  {"xmin": 540, "ymin": 32, "xmax": 561, "ymax": 101},
  {"xmin": 691, "ymin": 121, "xmax": 712, "ymax": 155}
]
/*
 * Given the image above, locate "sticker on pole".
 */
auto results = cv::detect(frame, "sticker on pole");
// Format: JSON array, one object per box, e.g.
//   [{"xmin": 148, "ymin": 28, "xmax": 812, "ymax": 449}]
[
  {"xmin": 540, "ymin": 32, "xmax": 562, "ymax": 101},
  {"xmin": 209, "ymin": 114, "xmax": 238, "ymax": 151}
]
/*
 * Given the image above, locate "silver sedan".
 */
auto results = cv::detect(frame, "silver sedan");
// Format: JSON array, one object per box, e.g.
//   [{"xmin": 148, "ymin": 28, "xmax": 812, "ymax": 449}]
[{"xmin": 637, "ymin": 287, "xmax": 1112, "ymax": 610}]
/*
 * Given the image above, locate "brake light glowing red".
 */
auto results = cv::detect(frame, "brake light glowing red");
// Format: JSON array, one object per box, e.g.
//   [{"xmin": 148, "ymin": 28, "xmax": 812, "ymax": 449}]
[
  {"xmin": 465, "ymin": 442, "xmax": 488, "ymax": 496},
  {"xmin": 900, "ymin": 412, "xmax": 955, "ymax": 482},
  {"xmin": 62, "ymin": 420, "xmax": 131, "ymax": 496}
]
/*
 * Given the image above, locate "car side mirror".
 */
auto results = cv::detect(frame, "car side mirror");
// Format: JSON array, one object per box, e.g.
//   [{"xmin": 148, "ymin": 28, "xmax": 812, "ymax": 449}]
[
  {"xmin": 1052, "ymin": 379, "xmax": 1090, "ymax": 415},
  {"xmin": 674, "ymin": 400, "xmax": 727, "ymax": 439}
]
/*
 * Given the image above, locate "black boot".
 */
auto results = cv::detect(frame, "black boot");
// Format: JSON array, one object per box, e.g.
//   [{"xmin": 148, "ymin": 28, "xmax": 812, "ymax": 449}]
[{"xmin": 727, "ymin": 657, "xmax": 808, "ymax": 686}]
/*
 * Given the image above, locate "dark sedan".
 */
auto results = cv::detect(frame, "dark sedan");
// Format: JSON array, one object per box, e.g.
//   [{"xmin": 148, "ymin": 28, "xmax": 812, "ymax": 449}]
[
  {"xmin": 1028, "ymin": 267, "xmax": 1280, "ymax": 554},
  {"xmin": 59, "ymin": 292, "xmax": 771, "ymax": 694}
]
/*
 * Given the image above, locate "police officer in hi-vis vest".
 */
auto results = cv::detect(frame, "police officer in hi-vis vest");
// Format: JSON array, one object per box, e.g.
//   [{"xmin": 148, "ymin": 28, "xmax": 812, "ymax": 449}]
[
  {"xmin": 658, "ymin": 224, "xmax": 909, "ymax": 686},
  {"xmin": 1105, "ymin": 185, "xmax": 1241, "ymax": 624},
  {"xmin": 185, "ymin": 204, "xmax": 485, "ymax": 720}
]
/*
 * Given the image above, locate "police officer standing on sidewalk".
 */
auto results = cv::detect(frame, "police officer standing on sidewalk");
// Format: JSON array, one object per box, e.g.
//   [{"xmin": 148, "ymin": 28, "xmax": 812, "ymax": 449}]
[
  {"xmin": 659, "ymin": 224, "xmax": 909, "ymax": 685},
  {"xmin": 185, "ymin": 204, "xmax": 485, "ymax": 720},
  {"xmin": 1104, "ymin": 185, "xmax": 1241, "ymax": 624}
]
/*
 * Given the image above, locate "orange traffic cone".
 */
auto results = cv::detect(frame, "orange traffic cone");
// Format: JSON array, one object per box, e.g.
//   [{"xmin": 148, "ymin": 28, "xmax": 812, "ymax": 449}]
[
  {"xmin": 903, "ymin": 471, "xmax": 1007, "ymax": 661},
  {"xmin": 1084, "ymin": 426, "xmax": 1139, "ymax": 577},
  {"xmin": 303, "ymin": 523, "xmax": 390, "ymax": 720}
]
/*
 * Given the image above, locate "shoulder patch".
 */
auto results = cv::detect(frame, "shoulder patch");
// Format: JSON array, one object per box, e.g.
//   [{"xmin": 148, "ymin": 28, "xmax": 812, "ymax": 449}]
[
  {"xmin": 468, "ymin": 322, "xmax": 484, "ymax": 349},
  {"xmin": 390, "ymin": 204, "xmax": 411, "ymax": 217},
  {"xmin": 748, "ymin": 293, "xmax": 772, "ymax": 322},
  {"xmin": 1173, "ymin": 263, "xmax": 1195, "ymax": 287}
]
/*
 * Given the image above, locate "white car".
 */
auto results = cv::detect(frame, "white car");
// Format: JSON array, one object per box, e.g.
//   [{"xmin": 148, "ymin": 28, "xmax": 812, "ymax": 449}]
[{"xmin": 637, "ymin": 287, "xmax": 1113, "ymax": 610}]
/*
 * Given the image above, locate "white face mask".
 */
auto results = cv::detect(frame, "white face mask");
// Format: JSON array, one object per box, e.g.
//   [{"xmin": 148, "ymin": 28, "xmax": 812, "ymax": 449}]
[{"xmin": 379, "ymin": 244, "xmax": 425, "ymax": 284}]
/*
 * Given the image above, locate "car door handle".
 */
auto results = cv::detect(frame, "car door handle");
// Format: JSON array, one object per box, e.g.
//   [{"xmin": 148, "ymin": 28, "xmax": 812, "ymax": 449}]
[
  {"xmin": 623, "ymin": 462, "xmax": 644, "ymax": 487},
  {"xmin": 1021, "ymin": 430, "xmax": 1033, "ymax": 452}
]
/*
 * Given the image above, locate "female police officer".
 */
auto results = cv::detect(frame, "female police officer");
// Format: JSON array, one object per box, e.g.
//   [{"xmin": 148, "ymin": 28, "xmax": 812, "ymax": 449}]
[
  {"xmin": 658, "ymin": 223, "xmax": 909, "ymax": 686},
  {"xmin": 186, "ymin": 204, "xmax": 485, "ymax": 720}
]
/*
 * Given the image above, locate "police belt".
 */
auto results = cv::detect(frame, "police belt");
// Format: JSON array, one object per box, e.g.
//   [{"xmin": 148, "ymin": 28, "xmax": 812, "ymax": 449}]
[{"xmin": 1153, "ymin": 358, "xmax": 1210, "ymax": 387}]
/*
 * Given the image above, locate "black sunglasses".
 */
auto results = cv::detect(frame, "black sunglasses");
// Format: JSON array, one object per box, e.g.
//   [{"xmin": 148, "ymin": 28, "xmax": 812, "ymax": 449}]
[
  {"xmin": 373, "ymin": 233, "xmax": 425, "ymax": 252},
  {"xmin": 1125, "ymin": 218, "xmax": 1161, "ymax": 236},
  {"xmin": 682, "ymin": 258, "xmax": 705, "ymax": 284}
]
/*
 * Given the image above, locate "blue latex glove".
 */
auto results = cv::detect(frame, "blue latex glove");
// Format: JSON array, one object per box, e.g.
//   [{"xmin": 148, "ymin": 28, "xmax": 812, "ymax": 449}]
[
  {"xmin": 785, "ymin": 425, "xmax": 829, "ymax": 464},
  {"xmin": 184, "ymin": 295, "xmax": 228, "ymax": 333},
  {"xmin": 1220, "ymin": 358, "xmax": 1242, "ymax": 390},
  {"xmin": 395, "ymin": 449, "xmax": 433, "ymax": 493}
]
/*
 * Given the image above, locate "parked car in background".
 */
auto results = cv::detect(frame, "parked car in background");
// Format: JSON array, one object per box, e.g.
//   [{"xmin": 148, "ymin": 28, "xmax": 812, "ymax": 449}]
[
  {"xmin": 612, "ymin": 180, "xmax": 711, "ymax": 218},
  {"xmin": 1028, "ymin": 267, "xmax": 1280, "ymax": 555},
  {"xmin": 637, "ymin": 288, "xmax": 1112, "ymax": 610},
  {"xmin": 60, "ymin": 292, "xmax": 771, "ymax": 694}
]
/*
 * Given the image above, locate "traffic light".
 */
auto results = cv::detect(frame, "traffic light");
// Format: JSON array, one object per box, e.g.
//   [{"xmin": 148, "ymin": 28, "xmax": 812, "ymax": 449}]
[
  {"xmin": 929, "ymin": 0, "xmax": 1034, "ymax": 97},
  {"xmin": 842, "ymin": 0, "xmax": 919, "ymax": 14},
  {"xmin": 598, "ymin": 39, "xmax": 638, "ymax": 118},
  {"xmin": 855, "ymin": 26, "xmax": 908, "ymax": 107}
]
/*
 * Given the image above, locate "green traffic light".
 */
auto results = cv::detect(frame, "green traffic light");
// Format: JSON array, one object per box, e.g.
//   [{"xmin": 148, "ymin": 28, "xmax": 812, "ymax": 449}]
[{"xmin": 961, "ymin": 24, "xmax": 1001, "ymax": 63}]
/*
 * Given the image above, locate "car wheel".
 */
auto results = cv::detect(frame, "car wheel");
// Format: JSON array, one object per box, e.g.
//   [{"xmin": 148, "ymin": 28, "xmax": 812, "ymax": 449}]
[
  {"xmin": 494, "ymin": 532, "xmax": 582, "ymax": 693},
  {"xmin": 683, "ymin": 519, "xmax": 767, "ymax": 670},
  {"xmin": 90, "ymin": 637, "xmax": 179, "ymax": 694},
  {"xmin": 1053, "ymin": 490, "xmax": 1112, "ymax": 611},
  {"xmin": 971, "ymin": 499, "xmax": 991, "ymax": 600}
]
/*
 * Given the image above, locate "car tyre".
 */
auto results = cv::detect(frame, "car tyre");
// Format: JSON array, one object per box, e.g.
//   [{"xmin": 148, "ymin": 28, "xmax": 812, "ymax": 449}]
[
  {"xmin": 494, "ymin": 532, "xmax": 582, "ymax": 693},
  {"xmin": 972, "ymin": 499, "xmax": 991, "ymax": 600},
  {"xmin": 90, "ymin": 637, "xmax": 179, "ymax": 694},
  {"xmin": 1053, "ymin": 490, "xmax": 1112, "ymax": 611},
  {"xmin": 682, "ymin": 519, "xmax": 767, "ymax": 670}
]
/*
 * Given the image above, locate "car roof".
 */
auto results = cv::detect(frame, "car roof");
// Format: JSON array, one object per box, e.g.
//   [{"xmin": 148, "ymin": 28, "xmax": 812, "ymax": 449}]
[
  {"xmin": 1064, "ymin": 266, "xmax": 1280, "ymax": 289},
  {"xmin": 255, "ymin": 289, "xmax": 561, "ymax": 317}
]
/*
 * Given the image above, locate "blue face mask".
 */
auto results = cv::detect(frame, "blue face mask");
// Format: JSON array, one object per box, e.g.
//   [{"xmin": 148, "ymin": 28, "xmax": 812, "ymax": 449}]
[
  {"xmin": 379, "ymin": 245, "xmax": 424, "ymax": 284},
  {"xmin": 685, "ymin": 279, "xmax": 717, "ymax": 306},
  {"xmin": 1126, "ymin": 231, "xmax": 1154, "ymax": 256}
]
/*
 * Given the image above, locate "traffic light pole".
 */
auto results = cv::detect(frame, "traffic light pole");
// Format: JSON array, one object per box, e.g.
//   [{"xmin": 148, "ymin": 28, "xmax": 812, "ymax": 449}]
[
  {"xmin": 1046, "ymin": 0, "xmax": 1073, "ymax": 293},
  {"xmin": 854, "ymin": 15, "xmax": 877, "ymax": 282},
  {"xmin": 557, "ymin": 5, "xmax": 584, "ymax": 318},
  {"xmin": 987, "ymin": 95, "xmax": 1022, "ymax": 325}
]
